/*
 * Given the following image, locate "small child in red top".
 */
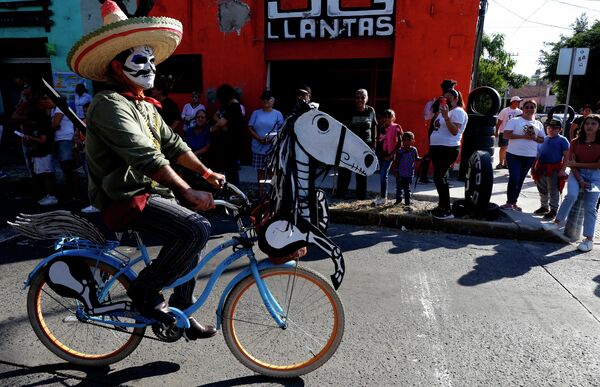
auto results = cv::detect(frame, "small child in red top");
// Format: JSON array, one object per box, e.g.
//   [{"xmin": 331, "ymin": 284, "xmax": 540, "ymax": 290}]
[
  {"xmin": 374, "ymin": 109, "xmax": 402, "ymax": 205},
  {"xmin": 395, "ymin": 131, "xmax": 420, "ymax": 205}
]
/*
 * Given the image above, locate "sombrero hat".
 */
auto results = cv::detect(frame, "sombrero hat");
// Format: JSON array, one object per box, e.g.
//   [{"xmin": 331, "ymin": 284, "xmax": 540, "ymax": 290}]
[{"xmin": 68, "ymin": 0, "xmax": 182, "ymax": 82}]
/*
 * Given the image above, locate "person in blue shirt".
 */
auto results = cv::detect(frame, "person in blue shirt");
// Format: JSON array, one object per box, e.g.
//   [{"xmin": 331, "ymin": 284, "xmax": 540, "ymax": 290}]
[
  {"xmin": 247, "ymin": 90, "xmax": 284, "ymax": 195},
  {"xmin": 532, "ymin": 118, "xmax": 570, "ymax": 219}
]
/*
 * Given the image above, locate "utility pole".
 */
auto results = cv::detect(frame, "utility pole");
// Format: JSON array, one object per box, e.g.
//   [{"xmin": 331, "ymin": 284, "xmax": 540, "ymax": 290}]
[{"xmin": 471, "ymin": 0, "xmax": 488, "ymax": 90}]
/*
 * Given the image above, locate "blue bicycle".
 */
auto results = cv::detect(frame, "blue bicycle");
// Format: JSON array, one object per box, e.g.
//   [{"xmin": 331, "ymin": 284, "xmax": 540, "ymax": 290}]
[{"xmin": 12, "ymin": 184, "xmax": 344, "ymax": 378}]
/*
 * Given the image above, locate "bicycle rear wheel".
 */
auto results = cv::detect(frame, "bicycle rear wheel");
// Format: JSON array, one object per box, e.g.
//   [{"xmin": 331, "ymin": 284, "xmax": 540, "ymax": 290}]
[
  {"xmin": 223, "ymin": 266, "xmax": 344, "ymax": 378},
  {"xmin": 27, "ymin": 257, "xmax": 145, "ymax": 366}
]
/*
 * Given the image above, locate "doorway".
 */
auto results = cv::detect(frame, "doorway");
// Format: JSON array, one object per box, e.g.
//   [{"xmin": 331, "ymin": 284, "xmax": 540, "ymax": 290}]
[{"xmin": 269, "ymin": 58, "xmax": 392, "ymax": 121}]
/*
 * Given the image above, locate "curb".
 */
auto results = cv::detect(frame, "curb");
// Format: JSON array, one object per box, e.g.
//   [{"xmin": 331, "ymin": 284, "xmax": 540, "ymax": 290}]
[{"xmin": 330, "ymin": 208, "xmax": 566, "ymax": 244}]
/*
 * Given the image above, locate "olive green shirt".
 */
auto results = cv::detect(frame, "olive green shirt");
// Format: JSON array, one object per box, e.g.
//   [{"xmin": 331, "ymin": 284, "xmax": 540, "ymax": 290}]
[{"xmin": 86, "ymin": 91, "xmax": 190, "ymax": 209}]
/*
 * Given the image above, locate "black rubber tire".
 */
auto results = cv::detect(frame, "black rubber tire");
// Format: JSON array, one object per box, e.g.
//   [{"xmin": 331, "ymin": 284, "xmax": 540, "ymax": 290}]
[
  {"xmin": 465, "ymin": 151, "xmax": 494, "ymax": 211},
  {"xmin": 466, "ymin": 114, "xmax": 497, "ymax": 128},
  {"xmin": 472, "ymin": 203, "xmax": 501, "ymax": 221},
  {"xmin": 467, "ymin": 87, "xmax": 502, "ymax": 116},
  {"xmin": 463, "ymin": 135, "xmax": 495, "ymax": 149},
  {"xmin": 451, "ymin": 199, "xmax": 472, "ymax": 218},
  {"xmin": 548, "ymin": 104, "xmax": 576, "ymax": 127}
]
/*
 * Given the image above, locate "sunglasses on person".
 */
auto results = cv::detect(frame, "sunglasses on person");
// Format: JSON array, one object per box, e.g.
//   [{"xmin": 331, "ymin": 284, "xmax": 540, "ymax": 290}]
[{"xmin": 523, "ymin": 105, "xmax": 536, "ymax": 109}]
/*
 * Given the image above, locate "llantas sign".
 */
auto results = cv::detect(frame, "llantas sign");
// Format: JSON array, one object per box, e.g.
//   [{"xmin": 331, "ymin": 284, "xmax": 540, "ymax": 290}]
[{"xmin": 266, "ymin": 0, "xmax": 395, "ymax": 40}]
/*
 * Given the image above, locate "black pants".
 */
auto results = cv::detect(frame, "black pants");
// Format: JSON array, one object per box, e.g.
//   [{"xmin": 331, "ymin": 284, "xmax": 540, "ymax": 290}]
[
  {"xmin": 337, "ymin": 168, "xmax": 367, "ymax": 199},
  {"xmin": 128, "ymin": 195, "xmax": 211, "ymax": 308},
  {"xmin": 429, "ymin": 145, "xmax": 459, "ymax": 210},
  {"xmin": 396, "ymin": 176, "xmax": 412, "ymax": 204}
]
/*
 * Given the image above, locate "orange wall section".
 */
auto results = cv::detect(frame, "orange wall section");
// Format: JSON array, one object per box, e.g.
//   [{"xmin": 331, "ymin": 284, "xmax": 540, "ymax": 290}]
[
  {"xmin": 151, "ymin": 0, "xmax": 267, "ymax": 109},
  {"xmin": 151, "ymin": 0, "xmax": 480, "ymax": 153},
  {"xmin": 390, "ymin": 0, "xmax": 479, "ymax": 152}
]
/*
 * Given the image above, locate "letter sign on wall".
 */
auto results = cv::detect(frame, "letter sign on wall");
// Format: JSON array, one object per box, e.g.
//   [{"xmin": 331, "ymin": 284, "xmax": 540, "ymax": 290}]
[{"xmin": 266, "ymin": 0, "xmax": 395, "ymax": 40}]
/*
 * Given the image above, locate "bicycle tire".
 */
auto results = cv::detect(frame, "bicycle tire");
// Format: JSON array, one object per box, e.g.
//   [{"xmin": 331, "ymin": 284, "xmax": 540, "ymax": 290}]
[
  {"xmin": 27, "ymin": 257, "xmax": 145, "ymax": 366},
  {"xmin": 222, "ymin": 266, "xmax": 344, "ymax": 378}
]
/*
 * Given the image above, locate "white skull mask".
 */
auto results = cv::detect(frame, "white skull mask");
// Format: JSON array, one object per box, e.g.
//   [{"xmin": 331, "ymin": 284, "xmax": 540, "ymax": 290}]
[{"xmin": 122, "ymin": 45, "xmax": 156, "ymax": 89}]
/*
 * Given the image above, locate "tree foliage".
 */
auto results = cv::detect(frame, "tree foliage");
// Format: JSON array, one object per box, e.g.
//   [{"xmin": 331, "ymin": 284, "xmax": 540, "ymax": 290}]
[
  {"xmin": 477, "ymin": 33, "xmax": 528, "ymax": 93},
  {"xmin": 539, "ymin": 15, "xmax": 600, "ymax": 109}
]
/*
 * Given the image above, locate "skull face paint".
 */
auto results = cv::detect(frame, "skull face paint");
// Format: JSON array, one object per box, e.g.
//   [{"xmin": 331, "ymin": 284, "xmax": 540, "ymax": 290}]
[{"xmin": 122, "ymin": 46, "xmax": 156, "ymax": 89}]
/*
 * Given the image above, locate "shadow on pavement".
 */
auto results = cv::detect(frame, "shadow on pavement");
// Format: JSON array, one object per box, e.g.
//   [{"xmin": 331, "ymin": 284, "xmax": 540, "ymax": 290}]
[
  {"xmin": 0, "ymin": 360, "xmax": 180, "ymax": 386},
  {"xmin": 198, "ymin": 375, "xmax": 304, "ymax": 387},
  {"xmin": 458, "ymin": 244, "xmax": 582, "ymax": 287}
]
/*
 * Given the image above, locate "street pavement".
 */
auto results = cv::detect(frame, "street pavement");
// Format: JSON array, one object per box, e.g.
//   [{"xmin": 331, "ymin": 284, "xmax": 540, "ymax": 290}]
[{"xmin": 1, "ymin": 222, "xmax": 599, "ymax": 386}]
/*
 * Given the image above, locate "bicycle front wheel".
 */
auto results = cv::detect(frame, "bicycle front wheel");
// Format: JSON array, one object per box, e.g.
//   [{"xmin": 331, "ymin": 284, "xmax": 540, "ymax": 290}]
[
  {"xmin": 222, "ymin": 266, "xmax": 344, "ymax": 378},
  {"xmin": 27, "ymin": 257, "xmax": 145, "ymax": 366}
]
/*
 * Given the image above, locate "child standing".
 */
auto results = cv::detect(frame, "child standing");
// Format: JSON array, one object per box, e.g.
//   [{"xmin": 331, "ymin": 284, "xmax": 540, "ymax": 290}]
[
  {"xmin": 395, "ymin": 132, "xmax": 420, "ymax": 205},
  {"xmin": 532, "ymin": 118, "xmax": 570, "ymax": 219},
  {"xmin": 374, "ymin": 109, "xmax": 402, "ymax": 205}
]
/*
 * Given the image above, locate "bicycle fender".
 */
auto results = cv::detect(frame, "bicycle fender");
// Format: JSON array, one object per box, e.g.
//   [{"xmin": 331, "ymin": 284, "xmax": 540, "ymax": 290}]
[
  {"xmin": 24, "ymin": 249, "xmax": 136, "ymax": 288},
  {"xmin": 215, "ymin": 260, "xmax": 296, "ymax": 329}
]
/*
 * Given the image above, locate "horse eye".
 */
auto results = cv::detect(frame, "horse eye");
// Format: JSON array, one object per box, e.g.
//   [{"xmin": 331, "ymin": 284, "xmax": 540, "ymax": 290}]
[{"xmin": 317, "ymin": 117, "xmax": 329, "ymax": 132}]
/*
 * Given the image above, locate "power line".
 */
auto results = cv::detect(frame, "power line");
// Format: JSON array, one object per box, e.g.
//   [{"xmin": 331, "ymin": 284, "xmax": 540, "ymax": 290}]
[
  {"xmin": 551, "ymin": 0, "xmax": 600, "ymax": 13},
  {"xmin": 489, "ymin": 0, "xmax": 571, "ymax": 30}
]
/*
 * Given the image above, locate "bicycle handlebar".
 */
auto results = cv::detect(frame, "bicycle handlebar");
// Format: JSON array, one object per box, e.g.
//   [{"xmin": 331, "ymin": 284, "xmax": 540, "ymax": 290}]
[{"xmin": 213, "ymin": 183, "xmax": 251, "ymax": 212}]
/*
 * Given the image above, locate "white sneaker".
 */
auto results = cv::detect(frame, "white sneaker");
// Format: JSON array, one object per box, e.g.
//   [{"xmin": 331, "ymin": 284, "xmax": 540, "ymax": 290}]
[
  {"xmin": 38, "ymin": 195, "xmax": 58, "ymax": 206},
  {"xmin": 373, "ymin": 197, "xmax": 387, "ymax": 206},
  {"xmin": 81, "ymin": 205, "xmax": 100, "ymax": 213},
  {"xmin": 542, "ymin": 222, "xmax": 559, "ymax": 231},
  {"xmin": 577, "ymin": 239, "xmax": 594, "ymax": 252}
]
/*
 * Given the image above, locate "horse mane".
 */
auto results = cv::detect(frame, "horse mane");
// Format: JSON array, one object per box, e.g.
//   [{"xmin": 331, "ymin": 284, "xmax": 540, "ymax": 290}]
[{"xmin": 267, "ymin": 101, "xmax": 312, "ymax": 222}]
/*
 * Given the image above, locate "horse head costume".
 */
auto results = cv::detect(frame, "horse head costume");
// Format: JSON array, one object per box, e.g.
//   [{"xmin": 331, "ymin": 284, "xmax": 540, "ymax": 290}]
[{"xmin": 256, "ymin": 102, "xmax": 377, "ymax": 289}]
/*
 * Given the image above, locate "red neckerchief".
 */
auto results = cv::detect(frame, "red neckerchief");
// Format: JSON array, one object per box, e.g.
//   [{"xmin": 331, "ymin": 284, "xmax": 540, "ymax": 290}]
[{"xmin": 120, "ymin": 91, "xmax": 162, "ymax": 109}]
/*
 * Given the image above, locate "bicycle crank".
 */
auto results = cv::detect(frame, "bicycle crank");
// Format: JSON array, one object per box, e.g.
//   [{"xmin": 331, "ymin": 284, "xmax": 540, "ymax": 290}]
[{"xmin": 152, "ymin": 322, "xmax": 184, "ymax": 342}]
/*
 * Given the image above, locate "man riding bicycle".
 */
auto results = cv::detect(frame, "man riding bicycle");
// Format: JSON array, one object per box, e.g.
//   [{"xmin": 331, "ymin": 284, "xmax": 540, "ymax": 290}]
[{"xmin": 68, "ymin": 0, "xmax": 223, "ymax": 339}]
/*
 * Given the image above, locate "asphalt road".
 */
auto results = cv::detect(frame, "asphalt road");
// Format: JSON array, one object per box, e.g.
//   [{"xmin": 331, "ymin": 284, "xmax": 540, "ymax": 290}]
[{"xmin": 1, "ymin": 217, "xmax": 600, "ymax": 386}]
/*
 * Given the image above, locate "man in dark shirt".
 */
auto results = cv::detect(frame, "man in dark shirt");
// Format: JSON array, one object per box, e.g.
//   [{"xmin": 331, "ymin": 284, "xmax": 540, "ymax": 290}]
[{"xmin": 334, "ymin": 88, "xmax": 377, "ymax": 200}]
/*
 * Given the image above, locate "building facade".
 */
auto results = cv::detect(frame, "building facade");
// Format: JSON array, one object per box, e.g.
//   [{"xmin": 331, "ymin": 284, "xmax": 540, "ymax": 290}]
[
  {"xmin": 152, "ymin": 0, "xmax": 480, "ymax": 151},
  {"xmin": 1, "ymin": 0, "xmax": 480, "ymax": 153}
]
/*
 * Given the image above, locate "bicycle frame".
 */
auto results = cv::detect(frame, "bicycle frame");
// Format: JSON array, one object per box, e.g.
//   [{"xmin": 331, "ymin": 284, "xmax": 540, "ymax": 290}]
[{"xmin": 24, "ymin": 215, "xmax": 294, "ymax": 331}]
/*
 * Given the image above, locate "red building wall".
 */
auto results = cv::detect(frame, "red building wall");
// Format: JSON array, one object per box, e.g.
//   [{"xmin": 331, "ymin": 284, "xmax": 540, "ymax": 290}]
[{"xmin": 152, "ymin": 0, "xmax": 479, "ymax": 152}]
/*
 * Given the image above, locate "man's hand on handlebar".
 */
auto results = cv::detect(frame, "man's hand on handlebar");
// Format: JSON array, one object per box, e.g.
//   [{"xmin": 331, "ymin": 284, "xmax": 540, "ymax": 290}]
[
  {"xmin": 182, "ymin": 189, "xmax": 216, "ymax": 211},
  {"xmin": 206, "ymin": 171, "xmax": 226, "ymax": 189}
]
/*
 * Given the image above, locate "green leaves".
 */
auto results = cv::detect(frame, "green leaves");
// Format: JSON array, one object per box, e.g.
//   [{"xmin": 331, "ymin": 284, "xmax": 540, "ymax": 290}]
[
  {"xmin": 477, "ymin": 33, "xmax": 528, "ymax": 93},
  {"xmin": 539, "ymin": 16, "xmax": 600, "ymax": 108}
]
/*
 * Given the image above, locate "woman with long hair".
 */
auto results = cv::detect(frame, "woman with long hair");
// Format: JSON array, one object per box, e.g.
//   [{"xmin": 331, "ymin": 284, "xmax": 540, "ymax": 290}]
[
  {"xmin": 501, "ymin": 99, "xmax": 545, "ymax": 211},
  {"xmin": 429, "ymin": 88, "xmax": 468, "ymax": 219},
  {"xmin": 545, "ymin": 114, "xmax": 600, "ymax": 252}
]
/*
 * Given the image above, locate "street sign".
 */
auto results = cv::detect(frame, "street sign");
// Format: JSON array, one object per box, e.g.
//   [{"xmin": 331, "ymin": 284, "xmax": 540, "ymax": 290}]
[
  {"xmin": 556, "ymin": 47, "xmax": 589, "ymax": 75},
  {"xmin": 573, "ymin": 47, "xmax": 589, "ymax": 75}
]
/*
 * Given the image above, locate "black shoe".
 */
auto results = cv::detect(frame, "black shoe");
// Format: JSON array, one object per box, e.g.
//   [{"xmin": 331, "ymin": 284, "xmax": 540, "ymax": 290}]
[
  {"xmin": 543, "ymin": 209, "xmax": 557, "ymax": 220},
  {"xmin": 533, "ymin": 206, "xmax": 550, "ymax": 216},
  {"xmin": 431, "ymin": 208, "xmax": 454, "ymax": 220},
  {"xmin": 185, "ymin": 317, "xmax": 217, "ymax": 340},
  {"xmin": 128, "ymin": 289, "xmax": 175, "ymax": 325},
  {"xmin": 419, "ymin": 178, "xmax": 432, "ymax": 184}
]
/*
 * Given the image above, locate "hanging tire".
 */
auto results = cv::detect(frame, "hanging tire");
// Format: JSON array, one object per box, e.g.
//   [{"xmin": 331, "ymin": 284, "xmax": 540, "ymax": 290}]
[
  {"xmin": 548, "ymin": 104, "xmax": 575, "ymax": 124},
  {"xmin": 466, "ymin": 114, "xmax": 497, "ymax": 128},
  {"xmin": 463, "ymin": 135, "xmax": 495, "ymax": 149},
  {"xmin": 465, "ymin": 151, "xmax": 493, "ymax": 211},
  {"xmin": 467, "ymin": 87, "xmax": 501, "ymax": 116}
]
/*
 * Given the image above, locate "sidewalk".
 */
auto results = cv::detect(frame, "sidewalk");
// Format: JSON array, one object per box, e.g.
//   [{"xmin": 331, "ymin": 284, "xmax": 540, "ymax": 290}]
[
  {"xmin": 237, "ymin": 154, "xmax": 599, "ymax": 246},
  {"xmin": 1, "ymin": 150, "xmax": 597, "ymax": 246}
]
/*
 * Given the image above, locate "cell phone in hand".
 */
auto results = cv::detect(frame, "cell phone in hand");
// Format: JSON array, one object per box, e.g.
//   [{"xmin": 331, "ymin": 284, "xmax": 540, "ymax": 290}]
[{"xmin": 14, "ymin": 130, "xmax": 25, "ymax": 138}]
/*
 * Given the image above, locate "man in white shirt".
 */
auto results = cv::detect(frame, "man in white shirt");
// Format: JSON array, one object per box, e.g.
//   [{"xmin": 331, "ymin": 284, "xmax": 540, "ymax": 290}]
[{"xmin": 495, "ymin": 96, "xmax": 523, "ymax": 169}]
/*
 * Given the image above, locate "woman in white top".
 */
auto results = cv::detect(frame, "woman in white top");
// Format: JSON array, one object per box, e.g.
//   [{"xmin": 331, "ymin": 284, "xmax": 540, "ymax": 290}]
[
  {"xmin": 50, "ymin": 102, "xmax": 79, "ymax": 200},
  {"xmin": 181, "ymin": 91, "xmax": 206, "ymax": 132},
  {"xmin": 429, "ymin": 88, "xmax": 469, "ymax": 219},
  {"xmin": 502, "ymin": 99, "xmax": 545, "ymax": 211}
]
